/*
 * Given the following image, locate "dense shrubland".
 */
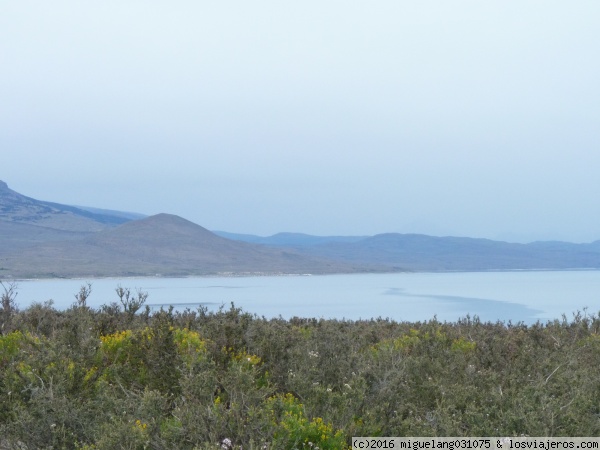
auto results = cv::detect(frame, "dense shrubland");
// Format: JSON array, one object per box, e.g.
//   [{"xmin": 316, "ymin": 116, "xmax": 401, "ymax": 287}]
[{"xmin": 1, "ymin": 281, "xmax": 600, "ymax": 449}]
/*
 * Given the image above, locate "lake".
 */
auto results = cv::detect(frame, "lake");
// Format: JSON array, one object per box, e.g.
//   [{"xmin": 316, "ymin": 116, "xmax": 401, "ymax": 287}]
[{"xmin": 9, "ymin": 270, "xmax": 600, "ymax": 324}]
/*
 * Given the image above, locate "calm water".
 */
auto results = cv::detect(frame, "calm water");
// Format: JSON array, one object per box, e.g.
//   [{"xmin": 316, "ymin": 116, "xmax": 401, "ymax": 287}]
[{"xmin": 10, "ymin": 271, "xmax": 600, "ymax": 324}]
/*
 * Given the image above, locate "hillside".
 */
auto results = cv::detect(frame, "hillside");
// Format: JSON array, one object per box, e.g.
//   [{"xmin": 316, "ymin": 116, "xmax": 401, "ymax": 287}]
[
  {"xmin": 0, "ymin": 214, "xmax": 365, "ymax": 278},
  {"xmin": 0, "ymin": 220, "xmax": 91, "ymax": 254},
  {"xmin": 0, "ymin": 180, "xmax": 149, "ymax": 256},
  {"xmin": 0, "ymin": 180, "xmax": 132, "ymax": 232}
]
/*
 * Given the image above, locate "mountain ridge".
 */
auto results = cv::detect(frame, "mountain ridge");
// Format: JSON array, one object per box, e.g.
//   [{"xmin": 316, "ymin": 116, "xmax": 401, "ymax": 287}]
[
  {"xmin": 1, "ymin": 210, "xmax": 370, "ymax": 278},
  {"xmin": 0, "ymin": 180, "xmax": 132, "ymax": 232},
  {"xmin": 2, "ymin": 181, "xmax": 600, "ymax": 277},
  {"xmin": 213, "ymin": 230, "xmax": 600, "ymax": 272}
]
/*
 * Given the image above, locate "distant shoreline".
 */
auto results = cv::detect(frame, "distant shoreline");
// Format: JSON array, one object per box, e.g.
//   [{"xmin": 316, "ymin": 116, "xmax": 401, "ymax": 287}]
[{"xmin": 6, "ymin": 266, "xmax": 600, "ymax": 282}]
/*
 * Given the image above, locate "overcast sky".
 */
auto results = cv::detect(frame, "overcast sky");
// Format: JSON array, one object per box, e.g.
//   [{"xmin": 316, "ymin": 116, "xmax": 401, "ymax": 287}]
[{"xmin": 2, "ymin": 1, "xmax": 599, "ymax": 242}]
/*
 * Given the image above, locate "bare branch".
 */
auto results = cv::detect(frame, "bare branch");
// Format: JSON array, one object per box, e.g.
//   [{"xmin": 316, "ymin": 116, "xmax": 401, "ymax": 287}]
[{"xmin": 74, "ymin": 282, "xmax": 92, "ymax": 307}]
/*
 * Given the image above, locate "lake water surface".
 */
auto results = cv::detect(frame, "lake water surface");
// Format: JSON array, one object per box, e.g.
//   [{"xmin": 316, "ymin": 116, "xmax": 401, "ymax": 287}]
[{"xmin": 10, "ymin": 271, "xmax": 600, "ymax": 324}]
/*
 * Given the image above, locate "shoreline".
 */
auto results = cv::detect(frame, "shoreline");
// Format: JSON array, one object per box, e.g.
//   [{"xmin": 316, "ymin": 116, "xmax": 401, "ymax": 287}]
[{"xmin": 5, "ymin": 266, "xmax": 600, "ymax": 282}]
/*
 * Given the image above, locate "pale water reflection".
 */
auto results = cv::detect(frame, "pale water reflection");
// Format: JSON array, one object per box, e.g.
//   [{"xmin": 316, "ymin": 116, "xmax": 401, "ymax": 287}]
[
  {"xmin": 11, "ymin": 271, "xmax": 600, "ymax": 324},
  {"xmin": 383, "ymin": 288, "xmax": 542, "ymax": 323}
]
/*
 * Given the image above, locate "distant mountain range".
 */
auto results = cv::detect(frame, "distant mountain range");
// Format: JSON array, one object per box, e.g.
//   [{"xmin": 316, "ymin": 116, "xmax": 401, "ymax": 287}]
[
  {"xmin": 218, "ymin": 231, "xmax": 600, "ymax": 272},
  {"xmin": 1, "ymin": 180, "xmax": 600, "ymax": 278}
]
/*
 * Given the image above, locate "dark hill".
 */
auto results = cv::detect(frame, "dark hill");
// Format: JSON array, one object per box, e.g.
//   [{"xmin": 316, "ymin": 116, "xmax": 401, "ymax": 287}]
[
  {"xmin": 0, "ymin": 180, "xmax": 130, "ymax": 232},
  {"xmin": 0, "ymin": 214, "xmax": 365, "ymax": 278}
]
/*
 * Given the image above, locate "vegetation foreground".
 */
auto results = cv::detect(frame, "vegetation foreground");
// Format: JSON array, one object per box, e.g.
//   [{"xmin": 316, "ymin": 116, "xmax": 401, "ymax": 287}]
[{"xmin": 1, "ymin": 282, "xmax": 599, "ymax": 449}]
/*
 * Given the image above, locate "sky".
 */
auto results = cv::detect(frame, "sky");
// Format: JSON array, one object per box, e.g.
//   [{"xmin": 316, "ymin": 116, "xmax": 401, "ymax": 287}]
[{"xmin": 2, "ymin": 1, "xmax": 599, "ymax": 243}]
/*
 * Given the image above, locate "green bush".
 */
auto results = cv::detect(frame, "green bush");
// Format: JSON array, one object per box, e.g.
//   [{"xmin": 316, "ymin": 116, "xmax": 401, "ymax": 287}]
[{"xmin": 1, "ymin": 291, "xmax": 600, "ymax": 448}]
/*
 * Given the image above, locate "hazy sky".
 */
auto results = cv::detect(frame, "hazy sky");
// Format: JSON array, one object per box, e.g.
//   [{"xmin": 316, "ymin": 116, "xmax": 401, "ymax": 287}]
[{"xmin": 2, "ymin": 1, "xmax": 599, "ymax": 242}]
